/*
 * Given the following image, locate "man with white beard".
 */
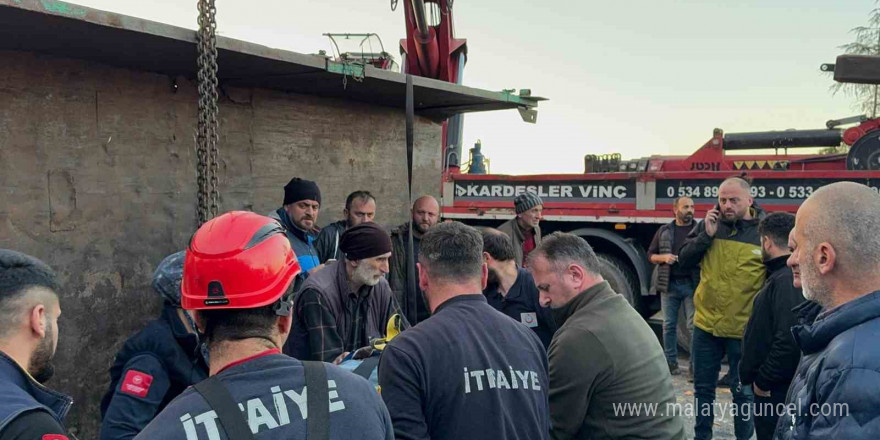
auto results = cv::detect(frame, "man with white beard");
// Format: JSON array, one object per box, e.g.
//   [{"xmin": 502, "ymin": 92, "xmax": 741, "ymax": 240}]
[
  {"xmin": 775, "ymin": 182, "xmax": 880, "ymax": 440},
  {"xmin": 286, "ymin": 222, "xmax": 398, "ymax": 363}
]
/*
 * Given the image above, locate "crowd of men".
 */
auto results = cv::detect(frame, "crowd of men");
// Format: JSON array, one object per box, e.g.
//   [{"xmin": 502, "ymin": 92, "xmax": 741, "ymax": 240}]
[{"xmin": 1, "ymin": 176, "xmax": 880, "ymax": 440}]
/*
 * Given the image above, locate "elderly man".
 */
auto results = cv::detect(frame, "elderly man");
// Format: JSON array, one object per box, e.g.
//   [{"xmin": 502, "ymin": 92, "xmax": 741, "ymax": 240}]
[
  {"xmin": 0, "ymin": 250, "xmax": 70, "ymax": 440},
  {"xmin": 529, "ymin": 233, "xmax": 685, "ymax": 440},
  {"xmin": 288, "ymin": 222, "xmax": 397, "ymax": 363},
  {"xmin": 269, "ymin": 177, "xmax": 323, "ymax": 278},
  {"xmin": 679, "ymin": 177, "xmax": 765, "ymax": 440},
  {"xmin": 315, "ymin": 190, "xmax": 377, "ymax": 263},
  {"xmin": 499, "ymin": 192, "xmax": 544, "ymax": 267},
  {"xmin": 390, "ymin": 195, "xmax": 440, "ymax": 325},
  {"xmin": 379, "ymin": 222, "xmax": 549, "ymax": 440},
  {"xmin": 775, "ymin": 182, "xmax": 880, "ymax": 440}
]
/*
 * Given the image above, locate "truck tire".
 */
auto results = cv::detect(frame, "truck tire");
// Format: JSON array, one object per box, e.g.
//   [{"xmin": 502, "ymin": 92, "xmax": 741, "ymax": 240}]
[{"xmin": 595, "ymin": 254, "xmax": 642, "ymax": 315}]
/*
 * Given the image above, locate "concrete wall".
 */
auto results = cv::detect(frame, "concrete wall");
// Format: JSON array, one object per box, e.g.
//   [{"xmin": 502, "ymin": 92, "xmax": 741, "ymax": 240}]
[{"xmin": 0, "ymin": 49, "xmax": 442, "ymax": 438}]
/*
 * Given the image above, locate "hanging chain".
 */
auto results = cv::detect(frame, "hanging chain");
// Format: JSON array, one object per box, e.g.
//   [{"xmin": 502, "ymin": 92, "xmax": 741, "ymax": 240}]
[{"xmin": 196, "ymin": 0, "xmax": 220, "ymax": 225}]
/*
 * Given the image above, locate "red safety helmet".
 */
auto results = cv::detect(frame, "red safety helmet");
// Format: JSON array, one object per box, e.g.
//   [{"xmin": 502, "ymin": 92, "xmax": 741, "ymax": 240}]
[{"xmin": 181, "ymin": 211, "xmax": 301, "ymax": 311}]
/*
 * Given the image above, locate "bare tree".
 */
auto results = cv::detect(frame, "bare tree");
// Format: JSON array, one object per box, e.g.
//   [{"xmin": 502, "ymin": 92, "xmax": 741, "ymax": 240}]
[
  {"xmin": 822, "ymin": 3, "xmax": 880, "ymax": 154},
  {"xmin": 831, "ymin": 3, "xmax": 880, "ymax": 117}
]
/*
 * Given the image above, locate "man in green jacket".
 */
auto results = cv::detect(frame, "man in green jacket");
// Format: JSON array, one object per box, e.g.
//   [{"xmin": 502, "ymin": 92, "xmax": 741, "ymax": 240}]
[
  {"xmin": 529, "ymin": 232, "xmax": 685, "ymax": 440},
  {"xmin": 678, "ymin": 177, "xmax": 765, "ymax": 440}
]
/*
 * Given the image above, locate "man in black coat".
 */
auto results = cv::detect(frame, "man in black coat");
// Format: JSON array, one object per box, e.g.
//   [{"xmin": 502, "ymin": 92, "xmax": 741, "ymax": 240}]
[{"xmin": 739, "ymin": 212, "xmax": 804, "ymax": 440}]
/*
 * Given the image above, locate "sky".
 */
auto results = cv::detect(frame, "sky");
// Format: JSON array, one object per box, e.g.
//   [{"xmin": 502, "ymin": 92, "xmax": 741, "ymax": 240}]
[{"xmin": 74, "ymin": 0, "xmax": 875, "ymax": 174}]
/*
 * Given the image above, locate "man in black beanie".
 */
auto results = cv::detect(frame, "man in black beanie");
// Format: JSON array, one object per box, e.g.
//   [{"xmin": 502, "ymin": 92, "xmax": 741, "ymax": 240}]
[
  {"xmin": 286, "ymin": 222, "xmax": 398, "ymax": 363},
  {"xmin": 269, "ymin": 177, "xmax": 323, "ymax": 278}
]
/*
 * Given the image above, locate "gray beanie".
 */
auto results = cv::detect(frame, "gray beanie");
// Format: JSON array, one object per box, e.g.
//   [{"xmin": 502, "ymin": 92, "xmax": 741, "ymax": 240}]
[
  {"xmin": 152, "ymin": 251, "xmax": 185, "ymax": 306},
  {"xmin": 514, "ymin": 192, "xmax": 543, "ymax": 214}
]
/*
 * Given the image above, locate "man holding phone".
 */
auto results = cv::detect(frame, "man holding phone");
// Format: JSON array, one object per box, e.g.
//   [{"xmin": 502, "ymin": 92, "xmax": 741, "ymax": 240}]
[{"xmin": 679, "ymin": 177, "xmax": 766, "ymax": 440}]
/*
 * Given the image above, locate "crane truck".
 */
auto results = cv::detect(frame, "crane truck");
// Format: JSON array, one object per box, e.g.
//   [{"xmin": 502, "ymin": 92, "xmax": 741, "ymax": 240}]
[{"xmin": 440, "ymin": 55, "xmax": 880, "ymax": 347}]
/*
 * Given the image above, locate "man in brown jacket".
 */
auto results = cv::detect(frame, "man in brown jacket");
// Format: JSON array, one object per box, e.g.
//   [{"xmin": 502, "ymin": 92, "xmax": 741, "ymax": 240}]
[
  {"xmin": 529, "ymin": 232, "xmax": 685, "ymax": 440},
  {"xmin": 499, "ymin": 192, "xmax": 544, "ymax": 267}
]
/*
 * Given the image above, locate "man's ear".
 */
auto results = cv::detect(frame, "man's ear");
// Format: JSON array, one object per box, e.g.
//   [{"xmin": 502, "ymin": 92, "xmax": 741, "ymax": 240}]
[
  {"xmin": 30, "ymin": 304, "xmax": 47, "ymax": 338},
  {"xmin": 815, "ymin": 242, "xmax": 836, "ymax": 275},
  {"xmin": 276, "ymin": 314, "xmax": 293, "ymax": 347},
  {"xmin": 482, "ymin": 252, "xmax": 491, "ymax": 263},
  {"xmin": 481, "ymin": 262, "xmax": 488, "ymax": 290},
  {"xmin": 193, "ymin": 310, "xmax": 207, "ymax": 334},
  {"xmin": 567, "ymin": 263, "xmax": 586, "ymax": 288},
  {"xmin": 417, "ymin": 262, "xmax": 431, "ymax": 308}
]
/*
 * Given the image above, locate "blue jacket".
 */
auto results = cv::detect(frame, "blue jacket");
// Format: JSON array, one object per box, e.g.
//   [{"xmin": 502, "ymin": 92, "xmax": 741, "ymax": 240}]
[
  {"xmin": 0, "ymin": 350, "xmax": 72, "ymax": 434},
  {"xmin": 134, "ymin": 351, "xmax": 393, "ymax": 440},
  {"xmin": 775, "ymin": 290, "xmax": 880, "ymax": 440},
  {"xmin": 270, "ymin": 208, "xmax": 320, "ymax": 277},
  {"xmin": 100, "ymin": 305, "xmax": 208, "ymax": 440}
]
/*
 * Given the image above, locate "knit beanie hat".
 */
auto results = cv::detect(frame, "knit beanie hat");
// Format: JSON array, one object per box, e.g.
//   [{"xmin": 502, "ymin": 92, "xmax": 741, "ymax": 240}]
[
  {"xmin": 283, "ymin": 178, "xmax": 321, "ymax": 206},
  {"xmin": 340, "ymin": 223, "xmax": 393, "ymax": 261},
  {"xmin": 515, "ymin": 192, "xmax": 543, "ymax": 214}
]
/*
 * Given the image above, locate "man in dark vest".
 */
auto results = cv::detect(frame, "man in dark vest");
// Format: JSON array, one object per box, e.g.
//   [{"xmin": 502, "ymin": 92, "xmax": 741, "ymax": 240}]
[
  {"xmin": 648, "ymin": 196, "xmax": 699, "ymax": 377},
  {"xmin": 100, "ymin": 251, "xmax": 209, "ymax": 440},
  {"xmin": 289, "ymin": 222, "xmax": 397, "ymax": 363},
  {"xmin": 0, "ymin": 250, "xmax": 71, "ymax": 440},
  {"xmin": 135, "ymin": 211, "xmax": 393, "ymax": 440}
]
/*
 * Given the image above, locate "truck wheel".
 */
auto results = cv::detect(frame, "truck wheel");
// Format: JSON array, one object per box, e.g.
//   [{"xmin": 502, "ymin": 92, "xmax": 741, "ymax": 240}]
[{"xmin": 595, "ymin": 254, "xmax": 642, "ymax": 315}]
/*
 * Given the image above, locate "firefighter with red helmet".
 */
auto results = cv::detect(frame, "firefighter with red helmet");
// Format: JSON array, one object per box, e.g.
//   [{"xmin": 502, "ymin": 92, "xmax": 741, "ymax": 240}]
[{"xmin": 134, "ymin": 211, "xmax": 393, "ymax": 440}]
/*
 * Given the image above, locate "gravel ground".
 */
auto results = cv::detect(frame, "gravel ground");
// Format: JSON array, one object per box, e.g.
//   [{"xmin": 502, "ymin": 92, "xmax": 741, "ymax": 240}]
[{"xmin": 671, "ymin": 354, "xmax": 754, "ymax": 440}]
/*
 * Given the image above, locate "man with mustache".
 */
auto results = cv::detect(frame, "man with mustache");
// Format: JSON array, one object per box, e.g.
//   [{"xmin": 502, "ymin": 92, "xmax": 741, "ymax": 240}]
[
  {"xmin": 648, "ymin": 196, "xmax": 699, "ymax": 377},
  {"xmin": 389, "ymin": 196, "xmax": 440, "ymax": 325},
  {"xmin": 775, "ymin": 182, "xmax": 880, "ymax": 440},
  {"xmin": 270, "ymin": 177, "xmax": 323, "ymax": 281},
  {"xmin": 679, "ymin": 177, "xmax": 766, "ymax": 440},
  {"xmin": 0, "ymin": 250, "xmax": 71, "ymax": 440},
  {"xmin": 288, "ymin": 222, "xmax": 398, "ymax": 363},
  {"xmin": 315, "ymin": 190, "xmax": 377, "ymax": 263}
]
